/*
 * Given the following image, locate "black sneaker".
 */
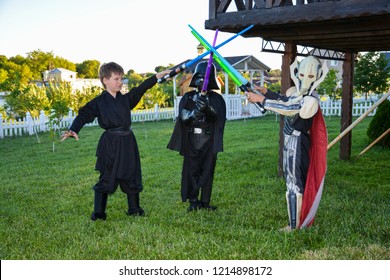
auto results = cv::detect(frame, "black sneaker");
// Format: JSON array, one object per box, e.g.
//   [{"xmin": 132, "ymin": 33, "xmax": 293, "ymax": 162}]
[
  {"xmin": 202, "ymin": 203, "xmax": 217, "ymax": 211},
  {"xmin": 188, "ymin": 200, "xmax": 202, "ymax": 212},
  {"xmin": 91, "ymin": 212, "xmax": 107, "ymax": 221},
  {"xmin": 127, "ymin": 208, "xmax": 145, "ymax": 217}
]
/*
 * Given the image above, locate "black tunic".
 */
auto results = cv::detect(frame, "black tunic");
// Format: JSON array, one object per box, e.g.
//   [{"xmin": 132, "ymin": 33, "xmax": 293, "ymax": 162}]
[{"xmin": 69, "ymin": 75, "xmax": 157, "ymax": 194}]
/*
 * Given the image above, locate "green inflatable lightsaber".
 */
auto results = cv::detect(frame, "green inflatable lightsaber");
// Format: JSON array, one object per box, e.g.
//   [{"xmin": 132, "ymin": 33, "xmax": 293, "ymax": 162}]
[{"xmin": 189, "ymin": 25, "xmax": 266, "ymax": 112}]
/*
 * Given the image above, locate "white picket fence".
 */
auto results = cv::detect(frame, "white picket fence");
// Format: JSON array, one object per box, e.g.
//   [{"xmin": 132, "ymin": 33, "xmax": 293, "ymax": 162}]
[
  {"xmin": 0, "ymin": 95, "xmax": 386, "ymax": 139},
  {"xmin": 174, "ymin": 95, "xmax": 384, "ymax": 119},
  {"xmin": 0, "ymin": 104, "xmax": 175, "ymax": 138}
]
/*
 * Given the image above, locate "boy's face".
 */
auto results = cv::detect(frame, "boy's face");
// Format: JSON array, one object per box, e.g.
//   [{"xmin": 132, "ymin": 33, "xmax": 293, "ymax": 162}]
[{"xmin": 103, "ymin": 72, "xmax": 123, "ymax": 93}]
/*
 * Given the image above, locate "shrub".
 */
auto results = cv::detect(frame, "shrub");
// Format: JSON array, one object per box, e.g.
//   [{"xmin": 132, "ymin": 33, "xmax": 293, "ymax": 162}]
[{"xmin": 367, "ymin": 99, "xmax": 390, "ymax": 147}]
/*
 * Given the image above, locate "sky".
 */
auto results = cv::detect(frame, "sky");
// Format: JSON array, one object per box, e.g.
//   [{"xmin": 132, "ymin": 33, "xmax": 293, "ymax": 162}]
[{"xmin": 0, "ymin": 0, "xmax": 283, "ymax": 73}]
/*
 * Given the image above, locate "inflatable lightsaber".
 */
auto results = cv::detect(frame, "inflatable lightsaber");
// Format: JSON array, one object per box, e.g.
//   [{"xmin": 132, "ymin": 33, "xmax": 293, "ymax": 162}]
[
  {"xmin": 189, "ymin": 25, "xmax": 266, "ymax": 112},
  {"xmin": 157, "ymin": 24, "xmax": 254, "ymax": 83},
  {"xmin": 201, "ymin": 29, "xmax": 219, "ymax": 95}
]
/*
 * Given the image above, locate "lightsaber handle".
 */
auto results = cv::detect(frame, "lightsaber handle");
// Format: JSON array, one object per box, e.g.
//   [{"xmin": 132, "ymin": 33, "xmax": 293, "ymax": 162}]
[
  {"xmin": 158, "ymin": 64, "xmax": 186, "ymax": 83},
  {"xmin": 239, "ymin": 84, "xmax": 266, "ymax": 113}
]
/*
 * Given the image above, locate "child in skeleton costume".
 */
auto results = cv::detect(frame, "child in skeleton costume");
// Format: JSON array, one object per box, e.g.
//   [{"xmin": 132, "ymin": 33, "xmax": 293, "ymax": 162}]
[
  {"xmin": 246, "ymin": 56, "xmax": 328, "ymax": 230},
  {"xmin": 167, "ymin": 62, "xmax": 226, "ymax": 212}
]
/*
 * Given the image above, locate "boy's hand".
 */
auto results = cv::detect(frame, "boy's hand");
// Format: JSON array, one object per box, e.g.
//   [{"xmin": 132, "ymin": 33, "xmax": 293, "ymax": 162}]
[
  {"xmin": 253, "ymin": 86, "xmax": 268, "ymax": 94},
  {"xmin": 156, "ymin": 70, "xmax": 171, "ymax": 80},
  {"xmin": 60, "ymin": 130, "xmax": 79, "ymax": 142}
]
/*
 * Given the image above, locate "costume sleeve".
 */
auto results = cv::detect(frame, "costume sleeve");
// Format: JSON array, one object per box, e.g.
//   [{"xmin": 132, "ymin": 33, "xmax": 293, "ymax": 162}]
[
  {"xmin": 262, "ymin": 88, "xmax": 302, "ymax": 116},
  {"xmin": 69, "ymin": 98, "xmax": 99, "ymax": 134},
  {"xmin": 128, "ymin": 75, "xmax": 157, "ymax": 109},
  {"xmin": 167, "ymin": 94, "xmax": 189, "ymax": 154},
  {"xmin": 264, "ymin": 89, "xmax": 287, "ymax": 101}
]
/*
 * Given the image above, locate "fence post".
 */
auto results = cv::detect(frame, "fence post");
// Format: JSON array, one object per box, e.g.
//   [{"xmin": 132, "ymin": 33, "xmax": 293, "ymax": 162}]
[
  {"xmin": 39, "ymin": 110, "xmax": 46, "ymax": 132},
  {"xmin": 224, "ymin": 94, "xmax": 230, "ymax": 120},
  {"xmin": 26, "ymin": 112, "xmax": 34, "ymax": 135},
  {"xmin": 0, "ymin": 114, "xmax": 3, "ymax": 139},
  {"xmin": 154, "ymin": 104, "xmax": 159, "ymax": 121}
]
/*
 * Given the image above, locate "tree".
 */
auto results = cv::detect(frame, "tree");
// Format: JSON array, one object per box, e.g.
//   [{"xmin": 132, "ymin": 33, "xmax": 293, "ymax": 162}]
[
  {"xmin": 71, "ymin": 85, "xmax": 101, "ymax": 113},
  {"xmin": 354, "ymin": 52, "xmax": 390, "ymax": 99},
  {"xmin": 128, "ymin": 72, "xmax": 144, "ymax": 88},
  {"xmin": 268, "ymin": 80, "xmax": 281, "ymax": 94},
  {"xmin": 4, "ymin": 83, "xmax": 49, "ymax": 142},
  {"xmin": 0, "ymin": 56, "xmax": 33, "ymax": 91},
  {"xmin": 317, "ymin": 68, "xmax": 341, "ymax": 100},
  {"xmin": 26, "ymin": 50, "xmax": 76, "ymax": 80},
  {"xmin": 5, "ymin": 83, "xmax": 49, "ymax": 117},
  {"xmin": 142, "ymin": 86, "xmax": 170, "ymax": 109},
  {"xmin": 76, "ymin": 60, "xmax": 100, "ymax": 78},
  {"xmin": 45, "ymin": 81, "xmax": 74, "ymax": 152},
  {"xmin": 154, "ymin": 65, "xmax": 168, "ymax": 73}
]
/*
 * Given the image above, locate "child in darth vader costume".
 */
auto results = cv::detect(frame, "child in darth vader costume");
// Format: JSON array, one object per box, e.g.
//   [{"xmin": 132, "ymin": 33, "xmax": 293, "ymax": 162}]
[
  {"xmin": 167, "ymin": 61, "xmax": 226, "ymax": 212},
  {"xmin": 246, "ymin": 56, "xmax": 328, "ymax": 231}
]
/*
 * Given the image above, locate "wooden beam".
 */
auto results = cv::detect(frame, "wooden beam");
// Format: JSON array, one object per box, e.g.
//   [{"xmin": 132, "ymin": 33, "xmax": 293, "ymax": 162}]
[
  {"xmin": 209, "ymin": 0, "xmax": 219, "ymax": 20},
  {"xmin": 340, "ymin": 52, "xmax": 354, "ymax": 160},
  {"xmin": 359, "ymin": 128, "xmax": 390, "ymax": 157},
  {"xmin": 328, "ymin": 92, "xmax": 390, "ymax": 150},
  {"xmin": 217, "ymin": 0, "xmax": 232, "ymax": 13},
  {"xmin": 277, "ymin": 41, "xmax": 296, "ymax": 177}
]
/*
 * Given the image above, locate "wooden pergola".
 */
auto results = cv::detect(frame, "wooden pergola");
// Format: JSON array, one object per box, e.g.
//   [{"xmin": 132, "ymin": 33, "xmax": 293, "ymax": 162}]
[{"xmin": 204, "ymin": 0, "xmax": 390, "ymax": 170}]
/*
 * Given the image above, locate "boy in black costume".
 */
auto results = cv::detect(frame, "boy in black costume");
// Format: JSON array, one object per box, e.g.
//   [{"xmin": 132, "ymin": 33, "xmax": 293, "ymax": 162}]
[
  {"xmin": 61, "ymin": 62, "xmax": 170, "ymax": 221},
  {"xmin": 167, "ymin": 61, "xmax": 226, "ymax": 212}
]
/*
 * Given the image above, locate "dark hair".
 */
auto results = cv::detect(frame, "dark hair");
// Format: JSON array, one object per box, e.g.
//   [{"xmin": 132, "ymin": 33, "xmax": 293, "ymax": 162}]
[{"xmin": 99, "ymin": 62, "xmax": 124, "ymax": 88}]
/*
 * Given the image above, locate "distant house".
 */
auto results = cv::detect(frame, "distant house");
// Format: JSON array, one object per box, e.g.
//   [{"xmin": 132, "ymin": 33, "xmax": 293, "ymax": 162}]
[
  {"xmin": 42, "ymin": 68, "xmax": 104, "ymax": 91},
  {"xmin": 43, "ymin": 68, "xmax": 77, "ymax": 82},
  {"xmin": 173, "ymin": 46, "xmax": 271, "ymax": 96}
]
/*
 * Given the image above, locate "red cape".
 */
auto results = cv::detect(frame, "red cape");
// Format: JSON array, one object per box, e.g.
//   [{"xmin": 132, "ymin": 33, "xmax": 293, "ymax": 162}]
[{"xmin": 299, "ymin": 109, "xmax": 328, "ymax": 228}]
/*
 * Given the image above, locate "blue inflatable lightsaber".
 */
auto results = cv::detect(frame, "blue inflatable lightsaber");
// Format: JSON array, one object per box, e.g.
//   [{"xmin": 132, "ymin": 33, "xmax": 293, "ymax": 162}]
[
  {"xmin": 189, "ymin": 25, "xmax": 266, "ymax": 112},
  {"xmin": 157, "ymin": 24, "xmax": 254, "ymax": 83},
  {"xmin": 201, "ymin": 29, "xmax": 218, "ymax": 95}
]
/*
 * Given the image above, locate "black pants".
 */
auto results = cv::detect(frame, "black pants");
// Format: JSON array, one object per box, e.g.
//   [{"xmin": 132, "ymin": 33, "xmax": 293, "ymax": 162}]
[{"xmin": 181, "ymin": 131, "xmax": 217, "ymax": 203}]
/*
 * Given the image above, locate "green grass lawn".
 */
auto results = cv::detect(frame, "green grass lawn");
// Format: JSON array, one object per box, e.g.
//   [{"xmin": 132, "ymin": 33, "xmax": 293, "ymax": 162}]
[{"xmin": 0, "ymin": 115, "xmax": 389, "ymax": 260}]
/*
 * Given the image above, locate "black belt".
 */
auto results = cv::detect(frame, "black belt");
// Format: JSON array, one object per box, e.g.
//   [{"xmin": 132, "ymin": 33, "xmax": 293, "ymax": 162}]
[
  {"xmin": 106, "ymin": 126, "xmax": 132, "ymax": 135},
  {"xmin": 189, "ymin": 127, "xmax": 210, "ymax": 134}
]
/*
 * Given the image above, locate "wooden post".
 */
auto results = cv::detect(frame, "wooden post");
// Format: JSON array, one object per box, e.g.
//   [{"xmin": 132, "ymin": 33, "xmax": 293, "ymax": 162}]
[
  {"xmin": 26, "ymin": 112, "xmax": 33, "ymax": 135},
  {"xmin": 278, "ymin": 41, "xmax": 296, "ymax": 177},
  {"xmin": 340, "ymin": 52, "xmax": 354, "ymax": 160}
]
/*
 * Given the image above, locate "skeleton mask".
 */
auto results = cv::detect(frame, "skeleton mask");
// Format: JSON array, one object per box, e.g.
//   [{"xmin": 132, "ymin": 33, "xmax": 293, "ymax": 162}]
[{"xmin": 290, "ymin": 56, "xmax": 328, "ymax": 96}]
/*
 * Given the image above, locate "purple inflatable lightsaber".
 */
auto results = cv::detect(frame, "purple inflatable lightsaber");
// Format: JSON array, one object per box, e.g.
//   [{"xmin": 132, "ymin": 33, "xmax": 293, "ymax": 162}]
[
  {"xmin": 157, "ymin": 24, "xmax": 254, "ymax": 83},
  {"xmin": 201, "ymin": 29, "xmax": 218, "ymax": 95}
]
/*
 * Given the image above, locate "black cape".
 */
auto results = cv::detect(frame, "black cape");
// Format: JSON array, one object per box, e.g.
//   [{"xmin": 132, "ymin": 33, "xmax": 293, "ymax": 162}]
[
  {"xmin": 70, "ymin": 75, "xmax": 157, "ymax": 194},
  {"xmin": 167, "ymin": 90, "xmax": 226, "ymax": 155}
]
